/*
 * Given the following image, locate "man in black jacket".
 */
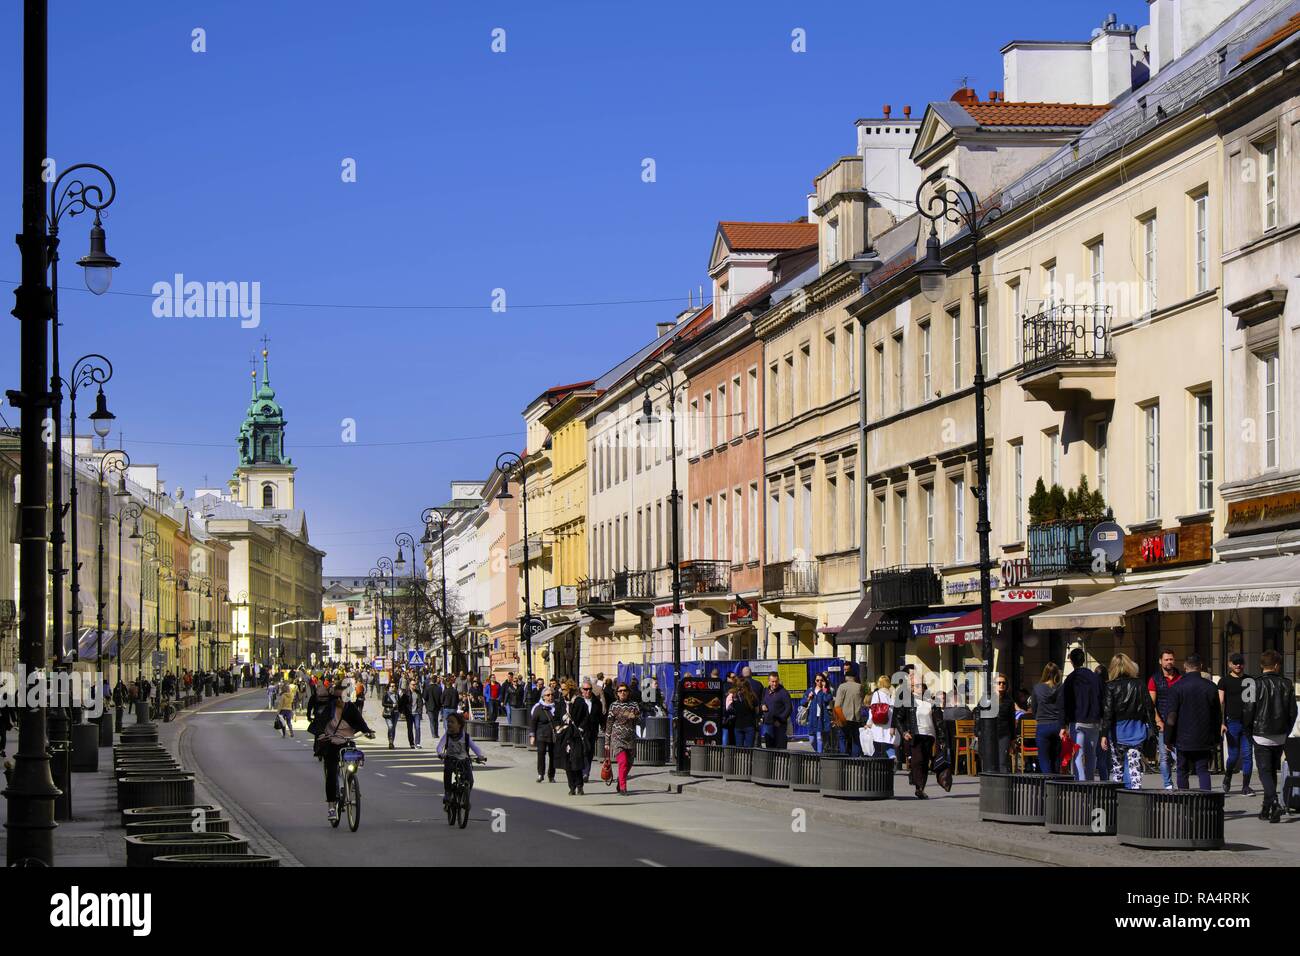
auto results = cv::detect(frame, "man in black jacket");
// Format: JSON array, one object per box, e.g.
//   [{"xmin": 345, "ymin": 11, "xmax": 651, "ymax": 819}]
[
  {"xmin": 1242, "ymin": 648, "xmax": 1298, "ymax": 822},
  {"xmin": 761, "ymin": 674, "xmax": 793, "ymax": 750},
  {"xmin": 1061, "ymin": 648, "xmax": 1104, "ymax": 780},
  {"xmin": 1165, "ymin": 654, "xmax": 1220, "ymax": 790}
]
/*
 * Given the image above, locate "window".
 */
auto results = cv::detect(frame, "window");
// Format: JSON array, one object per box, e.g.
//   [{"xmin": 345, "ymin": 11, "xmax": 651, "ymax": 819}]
[
  {"xmin": 656, "ymin": 501, "xmax": 663, "ymax": 567},
  {"xmin": 1260, "ymin": 139, "xmax": 1278, "ymax": 231},
  {"xmin": 977, "ymin": 297, "xmax": 989, "ymax": 373},
  {"xmin": 878, "ymin": 494, "xmax": 888, "ymax": 567},
  {"xmin": 875, "ymin": 343, "xmax": 885, "ymax": 415},
  {"xmin": 1012, "ymin": 442, "xmax": 1024, "ymax": 540},
  {"xmin": 1193, "ymin": 194, "xmax": 1209, "ymax": 293},
  {"xmin": 746, "ymin": 367, "xmax": 757, "ymax": 433},
  {"xmin": 1096, "ymin": 421, "xmax": 1109, "ymax": 502},
  {"xmin": 262, "ymin": 483, "xmax": 274, "ymax": 508},
  {"xmin": 898, "ymin": 491, "xmax": 908, "ymax": 565},
  {"xmin": 1263, "ymin": 352, "xmax": 1279, "ymax": 469},
  {"xmin": 950, "ymin": 306, "xmax": 962, "ymax": 389},
  {"xmin": 826, "ymin": 217, "xmax": 839, "ymax": 264},
  {"xmin": 635, "ymin": 430, "xmax": 642, "ymax": 474},
  {"xmin": 654, "ymin": 405, "xmax": 662, "ymax": 464},
  {"xmin": 844, "ymin": 323, "xmax": 856, "ymax": 390},
  {"xmin": 1089, "ymin": 240, "xmax": 1105, "ymax": 307},
  {"xmin": 1048, "ymin": 429, "xmax": 1061, "ymax": 487},
  {"xmin": 952, "ymin": 476, "xmax": 966, "ymax": 562},
  {"xmin": 924, "ymin": 486, "xmax": 935, "ymax": 564},
  {"xmin": 690, "ymin": 502, "xmax": 699, "ymax": 560},
  {"xmin": 748, "ymin": 483, "xmax": 759, "ymax": 561},
  {"xmin": 1196, "ymin": 391, "xmax": 1213, "ymax": 511},
  {"xmin": 826, "ymin": 472, "xmax": 839, "ymax": 553},
  {"xmin": 800, "ymin": 343, "xmax": 812, "ymax": 413},
  {"xmin": 1143, "ymin": 215, "xmax": 1158, "ymax": 314},
  {"xmin": 635, "ymin": 508, "xmax": 644, "ymax": 569},
  {"xmin": 732, "ymin": 488, "xmax": 742, "ymax": 565},
  {"xmin": 717, "ymin": 385, "xmax": 727, "ymax": 443},
  {"xmin": 784, "ymin": 484, "xmax": 796, "ymax": 560},
  {"xmin": 622, "ymin": 513, "xmax": 629, "ymax": 567},
  {"xmin": 703, "ymin": 392, "xmax": 713, "ymax": 449},
  {"xmin": 1009, "ymin": 281, "xmax": 1023, "ymax": 364},
  {"xmin": 1144, "ymin": 403, "xmax": 1161, "ymax": 520},
  {"xmin": 921, "ymin": 321, "xmax": 932, "ymax": 400},
  {"xmin": 893, "ymin": 333, "xmax": 904, "ymax": 411},
  {"xmin": 767, "ymin": 363, "xmax": 779, "ymax": 425},
  {"xmin": 800, "ymin": 476, "xmax": 813, "ymax": 557},
  {"xmin": 731, "ymin": 375, "xmax": 741, "ymax": 438},
  {"xmin": 783, "ymin": 354, "xmax": 794, "ymax": 420},
  {"xmin": 717, "ymin": 494, "xmax": 726, "ymax": 562},
  {"xmin": 689, "ymin": 399, "xmax": 700, "ymax": 455},
  {"xmin": 767, "ymin": 488, "xmax": 780, "ymax": 563},
  {"xmin": 824, "ymin": 330, "xmax": 838, "ymax": 401},
  {"xmin": 1043, "ymin": 261, "xmax": 1058, "ymax": 308}
]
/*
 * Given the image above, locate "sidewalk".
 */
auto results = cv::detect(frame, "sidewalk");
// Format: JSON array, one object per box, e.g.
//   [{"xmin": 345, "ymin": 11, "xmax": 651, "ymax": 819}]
[{"xmin": 680, "ymin": 745, "xmax": 1300, "ymax": 867}]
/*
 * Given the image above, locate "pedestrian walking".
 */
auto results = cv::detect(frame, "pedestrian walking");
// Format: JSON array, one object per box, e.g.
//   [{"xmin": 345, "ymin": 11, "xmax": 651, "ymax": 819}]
[
  {"xmin": 1242, "ymin": 648, "xmax": 1297, "ymax": 823},
  {"xmin": 832, "ymin": 667, "xmax": 865, "ymax": 756},
  {"xmin": 760, "ymin": 673, "xmax": 792, "ymax": 750},
  {"xmin": 866, "ymin": 675, "xmax": 898, "ymax": 760},
  {"xmin": 578, "ymin": 678, "xmax": 602, "ymax": 782},
  {"xmin": 382, "ymin": 685, "xmax": 400, "ymax": 749},
  {"xmin": 529, "ymin": 686, "xmax": 560, "ymax": 783},
  {"xmin": 1165, "ymin": 653, "xmax": 1220, "ymax": 791},
  {"xmin": 605, "ymin": 683, "xmax": 642, "ymax": 795},
  {"xmin": 901, "ymin": 686, "xmax": 940, "ymax": 798},
  {"xmin": 992, "ymin": 674, "xmax": 1024, "ymax": 773},
  {"xmin": 410, "ymin": 679, "xmax": 425, "ymax": 748},
  {"xmin": 1147, "ymin": 648, "xmax": 1182, "ymax": 790},
  {"xmin": 1061, "ymin": 647, "xmax": 1104, "ymax": 780},
  {"xmin": 802, "ymin": 674, "xmax": 834, "ymax": 753},
  {"xmin": 1219, "ymin": 653, "xmax": 1254, "ymax": 795},
  {"xmin": 727, "ymin": 678, "xmax": 759, "ymax": 748},
  {"xmin": 275, "ymin": 680, "xmax": 296, "ymax": 738},
  {"xmin": 1029, "ymin": 663, "xmax": 1063, "ymax": 774},
  {"xmin": 1100, "ymin": 653, "xmax": 1153, "ymax": 789},
  {"xmin": 556, "ymin": 680, "xmax": 589, "ymax": 795}
]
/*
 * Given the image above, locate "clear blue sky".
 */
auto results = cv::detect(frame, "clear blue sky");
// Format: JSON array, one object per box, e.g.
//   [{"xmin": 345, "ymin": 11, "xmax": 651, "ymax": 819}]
[{"xmin": 1, "ymin": 0, "xmax": 1151, "ymax": 573}]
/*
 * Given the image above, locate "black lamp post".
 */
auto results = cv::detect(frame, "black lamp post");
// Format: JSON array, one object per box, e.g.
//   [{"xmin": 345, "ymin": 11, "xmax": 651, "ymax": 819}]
[
  {"xmin": 395, "ymin": 531, "xmax": 419, "ymax": 654},
  {"xmin": 422, "ymin": 508, "xmax": 451, "ymax": 671},
  {"xmin": 494, "ymin": 452, "xmax": 533, "ymax": 681},
  {"xmin": 213, "ymin": 586, "xmax": 228, "ymax": 677},
  {"xmin": 192, "ymin": 576, "xmax": 212, "ymax": 673},
  {"xmin": 231, "ymin": 590, "xmax": 249, "ymax": 669},
  {"xmin": 376, "ymin": 558, "xmax": 395, "ymax": 666},
  {"xmin": 111, "ymin": 501, "xmax": 142, "ymax": 730},
  {"xmin": 137, "ymin": 532, "xmax": 159, "ymax": 724},
  {"xmin": 636, "ymin": 356, "xmax": 688, "ymax": 774},
  {"xmin": 91, "ymin": 449, "xmax": 129, "ymax": 743},
  {"xmin": 914, "ymin": 170, "xmax": 1002, "ymax": 771}
]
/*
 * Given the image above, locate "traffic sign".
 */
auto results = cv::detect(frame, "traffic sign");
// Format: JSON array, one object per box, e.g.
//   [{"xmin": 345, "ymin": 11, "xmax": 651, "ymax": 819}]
[
  {"xmin": 152, "ymin": 651, "xmax": 166, "ymax": 669},
  {"xmin": 524, "ymin": 616, "xmax": 546, "ymax": 637},
  {"xmin": 372, "ymin": 656, "xmax": 385, "ymax": 670},
  {"xmin": 406, "ymin": 649, "xmax": 426, "ymax": 667},
  {"xmin": 381, "ymin": 618, "xmax": 393, "ymax": 637}
]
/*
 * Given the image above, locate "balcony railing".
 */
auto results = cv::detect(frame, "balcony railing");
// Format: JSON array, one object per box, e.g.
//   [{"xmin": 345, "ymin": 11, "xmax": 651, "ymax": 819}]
[
  {"xmin": 680, "ymin": 560, "xmax": 731, "ymax": 596},
  {"xmin": 577, "ymin": 578, "xmax": 615, "ymax": 607},
  {"xmin": 1026, "ymin": 519, "xmax": 1100, "ymax": 579},
  {"xmin": 763, "ymin": 559, "xmax": 818, "ymax": 599},
  {"xmin": 870, "ymin": 565, "xmax": 942, "ymax": 610},
  {"xmin": 614, "ymin": 569, "xmax": 657, "ymax": 601},
  {"xmin": 1021, "ymin": 304, "xmax": 1113, "ymax": 375}
]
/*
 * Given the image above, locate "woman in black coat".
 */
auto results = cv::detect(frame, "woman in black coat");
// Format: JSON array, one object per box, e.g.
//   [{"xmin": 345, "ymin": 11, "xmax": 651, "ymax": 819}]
[
  {"xmin": 556, "ymin": 681, "xmax": 590, "ymax": 795},
  {"xmin": 528, "ymin": 687, "xmax": 562, "ymax": 783}
]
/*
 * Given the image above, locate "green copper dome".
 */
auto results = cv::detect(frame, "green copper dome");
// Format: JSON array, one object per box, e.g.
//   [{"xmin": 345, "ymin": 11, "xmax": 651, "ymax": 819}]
[{"xmin": 237, "ymin": 348, "xmax": 291, "ymax": 467}]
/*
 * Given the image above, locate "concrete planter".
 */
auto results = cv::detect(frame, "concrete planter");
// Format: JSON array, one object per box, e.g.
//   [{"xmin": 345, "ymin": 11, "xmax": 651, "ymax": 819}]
[
  {"xmin": 468, "ymin": 719, "xmax": 498, "ymax": 741},
  {"xmin": 634, "ymin": 737, "xmax": 667, "ymax": 766},
  {"xmin": 789, "ymin": 751, "xmax": 822, "ymax": 792},
  {"xmin": 722, "ymin": 746, "xmax": 753, "ymax": 782},
  {"xmin": 120, "ymin": 804, "xmax": 222, "ymax": 829},
  {"xmin": 154, "ymin": 853, "xmax": 279, "ymax": 867},
  {"xmin": 688, "ymin": 744, "xmax": 725, "ymax": 778},
  {"xmin": 117, "ymin": 774, "xmax": 196, "ymax": 812},
  {"xmin": 751, "ymin": 748, "xmax": 791, "ymax": 787},
  {"xmin": 1116, "ymin": 789, "xmax": 1225, "ymax": 850},
  {"xmin": 819, "ymin": 756, "xmax": 895, "ymax": 800},
  {"xmin": 127, "ymin": 818, "xmax": 231, "ymax": 837},
  {"xmin": 979, "ymin": 772, "xmax": 1071, "ymax": 824},
  {"xmin": 71, "ymin": 722, "xmax": 100, "ymax": 772},
  {"xmin": 1044, "ymin": 779, "xmax": 1122, "ymax": 835},
  {"xmin": 643, "ymin": 716, "xmax": 670, "ymax": 740},
  {"xmin": 125, "ymin": 832, "xmax": 248, "ymax": 868}
]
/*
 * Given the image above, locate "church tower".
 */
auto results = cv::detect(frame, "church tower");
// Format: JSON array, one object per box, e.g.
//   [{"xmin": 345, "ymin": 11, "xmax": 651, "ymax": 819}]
[{"xmin": 232, "ymin": 345, "xmax": 295, "ymax": 510}]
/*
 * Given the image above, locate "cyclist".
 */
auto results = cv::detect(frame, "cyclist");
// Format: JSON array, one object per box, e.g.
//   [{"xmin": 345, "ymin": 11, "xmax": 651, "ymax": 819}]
[
  {"xmin": 312, "ymin": 678, "xmax": 375, "ymax": 824},
  {"xmin": 436, "ymin": 712, "xmax": 484, "ymax": 809}
]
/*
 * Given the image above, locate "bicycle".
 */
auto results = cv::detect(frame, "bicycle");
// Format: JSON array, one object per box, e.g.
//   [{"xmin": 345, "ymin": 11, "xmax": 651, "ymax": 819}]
[
  {"xmin": 444, "ymin": 755, "xmax": 486, "ymax": 829},
  {"xmin": 331, "ymin": 733, "xmax": 374, "ymax": 832}
]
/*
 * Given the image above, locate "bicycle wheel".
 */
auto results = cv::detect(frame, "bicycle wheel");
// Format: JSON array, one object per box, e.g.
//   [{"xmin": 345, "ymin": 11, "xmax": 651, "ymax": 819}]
[
  {"xmin": 445, "ymin": 786, "xmax": 458, "ymax": 826},
  {"xmin": 457, "ymin": 786, "xmax": 470, "ymax": 829},
  {"xmin": 330, "ymin": 769, "xmax": 343, "ymax": 828},
  {"xmin": 346, "ymin": 774, "xmax": 361, "ymax": 832}
]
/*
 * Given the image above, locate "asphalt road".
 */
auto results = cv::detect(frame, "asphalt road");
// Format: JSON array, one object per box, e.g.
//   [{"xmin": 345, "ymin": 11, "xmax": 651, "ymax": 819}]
[{"xmin": 184, "ymin": 690, "xmax": 1005, "ymax": 866}]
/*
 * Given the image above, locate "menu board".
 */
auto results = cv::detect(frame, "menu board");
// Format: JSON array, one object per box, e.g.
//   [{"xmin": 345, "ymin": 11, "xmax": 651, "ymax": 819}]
[{"xmin": 678, "ymin": 676, "xmax": 724, "ymax": 747}]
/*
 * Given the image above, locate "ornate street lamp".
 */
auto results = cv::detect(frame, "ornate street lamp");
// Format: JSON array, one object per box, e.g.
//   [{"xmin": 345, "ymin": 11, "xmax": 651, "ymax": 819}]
[
  {"xmin": 109, "ymin": 500, "xmax": 142, "ymax": 730},
  {"xmin": 90, "ymin": 449, "xmax": 129, "ymax": 743},
  {"xmin": 422, "ymin": 508, "xmax": 452, "ymax": 671},
  {"xmin": 914, "ymin": 169, "xmax": 1002, "ymax": 770},
  {"xmin": 494, "ymin": 453, "xmax": 534, "ymax": 680}
]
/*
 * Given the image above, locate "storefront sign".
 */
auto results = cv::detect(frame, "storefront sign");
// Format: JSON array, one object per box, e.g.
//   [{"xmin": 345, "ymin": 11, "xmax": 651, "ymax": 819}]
[
  {"xmin": 945, "ymin": 575, "xmax": 1002, "ymax": 596},
  {"xmin": 654, "ymin": 605, "xmax": 675, "ymax": 618},
  {"xmin": 679, "ymin": 676, "xmax": 724, "ymax": 747},
  {"xmin": 728, "ymin": 602, "xmax": 755, "ymax": 625},
  {"xmin": 1001, "ymin": 558, "xmax": 1029, "ymax": 587},
  {"xmin": 1003, "ymin": 587, "xmax": 1053, "ymax": 603},
  {"xmin": 1123, "ymin": 522, "xmax": 1212, "ymax": 572},
  {"xmin": 1226, "ymin": 491, "xmax": 1300, "ymax": 535},
  {"xmin": 1158, "ymin": 586, "xmax": 1300, "ymax": 612}
]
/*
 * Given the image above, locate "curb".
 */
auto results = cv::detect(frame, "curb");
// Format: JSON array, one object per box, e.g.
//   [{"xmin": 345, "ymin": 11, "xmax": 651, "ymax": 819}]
[
  {"xmin": 685, "ymin": 780, "xmax": 1115, "ymax": 868},
  {"xmin": 169, "ymin": 689, "xmax": 306, "ymax": 868}
]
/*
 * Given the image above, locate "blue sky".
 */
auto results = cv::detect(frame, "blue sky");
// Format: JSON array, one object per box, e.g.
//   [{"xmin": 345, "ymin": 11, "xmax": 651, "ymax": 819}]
[{"xmin": 1, "ymin": 0, "xmax": 1152, "ymax": 572}]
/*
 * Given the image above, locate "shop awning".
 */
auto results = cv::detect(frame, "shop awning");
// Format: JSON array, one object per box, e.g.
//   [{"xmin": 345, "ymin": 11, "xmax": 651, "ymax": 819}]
[
  {"xmin": 926, "ymin": 601, "xmax": 1040, "ymax": 646},
  {"xmin": 832, "ymin": 598, "xmax": 906, "ymax": 646},
  {"xmin": 909, "ymin": 610, "xmax": 961, "ymax": 637},
  {"xmin": 530, "ymin": 621, "xmax": 579, "ymax": 647},
  {"xmin": 693, "ymin": 624, "xmax": 748, "ymax": 647},
  {"xmin": 1030, "ymin": 586, "xmax": 1158, "ymax": 630},
  {"xmin": 1156, "ymin": 554, "xmax": 1300, "ymax": 612}
]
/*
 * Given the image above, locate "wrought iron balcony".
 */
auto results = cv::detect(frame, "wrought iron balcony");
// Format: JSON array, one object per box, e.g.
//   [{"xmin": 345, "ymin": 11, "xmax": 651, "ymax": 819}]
[
  {"xmin": 1018, "ymin": 305, "xmax": 1116, "ymax": 410},
  {"xmin": 614, "ymin": 569, "xmax": 657, "ymax": 602},
  {"xmin": 1026, "ymin": 519, "xmax": 1100, "ymax": 579},
  {"xmin": 680, "ymin": 559, "xmax": 731, "ymax": 596},
  {"xmin": 869, "ymin": 565, "xmax": 942, "ymax": 610},
  {"xmin": 763, "ymin": 559, "xmax": 818, "ymax": 599},
  {"xmin": 577, "ymin": 578, "xmax": 615, "ymax": 607}
]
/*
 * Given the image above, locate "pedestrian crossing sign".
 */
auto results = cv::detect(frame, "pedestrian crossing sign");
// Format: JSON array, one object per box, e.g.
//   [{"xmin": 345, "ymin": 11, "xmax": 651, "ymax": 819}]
[{"xmin": 406, "ymin": 649, "xmax": 425, "ymax": 667}]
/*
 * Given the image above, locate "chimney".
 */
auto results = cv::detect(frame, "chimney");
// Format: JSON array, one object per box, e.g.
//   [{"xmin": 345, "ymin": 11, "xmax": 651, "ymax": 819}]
[
  {"xmin": 656, "ymin": 322, "xmax": 676, "ymax": 338},
  {"xmin": 1147, "ymin": 0, "xmax": 1246, "ymax": 77},
  {"xmin": 882, "ymin": 104, "xmax": 891, "ymax": 118},
  {"xmin": 903, "ymin": 105, "xmax": 912, "ymax": 118},
  {"xmin": 1090, "ymin": 13, "xmax": 1140, "ymax": 103},
  {"xmin": 951, "ymin": 86, "xmax": 979, "ymax": 106}
]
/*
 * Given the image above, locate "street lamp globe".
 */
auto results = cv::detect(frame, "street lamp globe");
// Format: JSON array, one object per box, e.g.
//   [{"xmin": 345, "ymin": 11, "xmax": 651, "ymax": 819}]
[
  {"xmin": 89, "ymin": 386, "xmax": 115, "ymax": 438},
  {"xmin": 76, "ymin": 215, "xmax": 121, "ymax": 296},
  {"xmin": 915, "ymin": 227, "xmax": 948, "ymax": 304}
]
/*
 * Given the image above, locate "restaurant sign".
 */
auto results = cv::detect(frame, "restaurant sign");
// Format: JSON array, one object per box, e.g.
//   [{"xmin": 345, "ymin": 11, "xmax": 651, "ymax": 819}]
[
  {"xmin": 1123, "ymin": 522, "xmax": 1212, "ymax": 572},
  {"xmin": 1225, "ymin": 491, "xmax": 1300, "ymax": 535}
]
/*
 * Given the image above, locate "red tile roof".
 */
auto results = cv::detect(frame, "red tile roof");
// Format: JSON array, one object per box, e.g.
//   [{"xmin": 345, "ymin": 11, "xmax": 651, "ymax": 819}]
[
  {"xmin": 962, "ymin": 101, "xmax": 1112, "ymax": 126},
  {"xmin": 543, "ymin": 380, "xmax": 596, "ymax": 401},
  {"xmin": 718, "ymin": 220, "xmax": 817, "ymax": 251},
  {"xmin": 649, "ymin": 304, "xmax": 713, "ymax": 360},
  {"xmin": 1241, "ymin": 11, "xmax": 1300, "ymax": 63}
]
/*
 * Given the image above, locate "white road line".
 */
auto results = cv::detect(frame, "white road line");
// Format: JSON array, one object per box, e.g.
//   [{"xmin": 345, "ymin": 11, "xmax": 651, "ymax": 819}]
[
  {"xmin": 547, "ymin": 829, "xmax": 581, "ymax": 840},
  {"xmin": 375, "ymin": 772, "xmax": 386, "ymax": 777},
  {"xmin": 402, "ymin": 781, "xmax": 416, "ymax": 787},
  {"xmin": 637, "ymin": 858, "xmax": 665, "ymax": 867}
]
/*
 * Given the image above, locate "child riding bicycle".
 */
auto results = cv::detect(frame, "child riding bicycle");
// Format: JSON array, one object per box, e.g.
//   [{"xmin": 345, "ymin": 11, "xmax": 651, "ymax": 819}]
[{"xmin": 436, "ymin": 712, "xmax": 484, "ymax": 807}]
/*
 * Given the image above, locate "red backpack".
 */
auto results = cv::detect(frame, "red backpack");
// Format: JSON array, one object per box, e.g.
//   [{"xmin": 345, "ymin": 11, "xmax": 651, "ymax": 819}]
[{"xmin": 869, "ymin": 694, "xmax": 891, "ymax": 726}]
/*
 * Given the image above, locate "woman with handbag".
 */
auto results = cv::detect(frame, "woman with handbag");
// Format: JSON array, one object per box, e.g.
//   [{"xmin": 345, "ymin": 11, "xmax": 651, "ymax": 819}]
[
  {"xmin": 528, "ymin": 687, "xmax": 560, "ymax": 783},
  {"xmin": 901, "ymin": 688, "xmax": 941, "ymax": 799},
  {"xmin": 802, "ymin": 674, "xmax": 834, "ymax": 754},
  {"xmin": 866, "ymin": 675, "xmax": 899, "ymax": 760},
  {"xmin": 381, "ymin": 685, "xmax": 399, "ymax": 750},
  {"xmin": 605, "ymin": 683, "xmax": 643, "ymax": 795},
  {"xmin": 556, "ymin": 680, "xmax": 589, "ymax": 795},
  {"xmin": 728, "ymin": 679, "xmax": 759, "ymax": 749}
]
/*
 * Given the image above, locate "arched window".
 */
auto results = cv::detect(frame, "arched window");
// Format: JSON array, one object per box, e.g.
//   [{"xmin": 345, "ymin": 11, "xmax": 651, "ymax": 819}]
[
  {"xmin": 262, "ymin": 483, "xmax": 275, "ymax": 508},
  {"xmin": 261, "ymin": 435, "xmax": 271, "ymax": 460}
]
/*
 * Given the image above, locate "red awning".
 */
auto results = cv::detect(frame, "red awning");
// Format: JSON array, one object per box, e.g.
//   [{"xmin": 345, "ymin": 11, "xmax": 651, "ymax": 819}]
[{"xmin": 927, "ymin": 601, "xmax": 1040, "ymax": 646}]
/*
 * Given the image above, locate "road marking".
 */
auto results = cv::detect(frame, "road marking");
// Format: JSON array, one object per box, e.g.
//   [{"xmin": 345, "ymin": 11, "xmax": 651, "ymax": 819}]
[
  {"xmin": 402, "ymin": 781, "xmax": 416, "ymax": 787},
  {"xmin": 375, "ymin": 772, "xmax": 386, "ymax": 777},
  {"xmin": 547, "ymin": 829, "xmax": 580, "ymax": 840},
  {"xmin": 637, "ymin": 858, "xmax": 665, "ymax": 867}
]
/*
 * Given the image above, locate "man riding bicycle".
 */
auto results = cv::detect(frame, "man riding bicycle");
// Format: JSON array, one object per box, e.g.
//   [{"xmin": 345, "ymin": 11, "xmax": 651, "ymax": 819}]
[
  {"xmin": 436, "ymin": 712, "xmax": 484, "ymax": 808},
  {"xmin": 311, "ymin": 677, "xmax": 375, "ymax": 824}
]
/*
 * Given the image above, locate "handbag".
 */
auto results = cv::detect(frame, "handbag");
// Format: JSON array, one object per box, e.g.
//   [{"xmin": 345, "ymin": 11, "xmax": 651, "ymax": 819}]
[
  {"xmin": 831, "ymin": 705, "xmax": 847, "ymax": 728},
  {"xmin": 600, "ymin": 745, "xmax": 613, "ymax": 785},
  {"xmin": 932, "ymin": 744, "xmax": 953, "ymax": 792},
  {"xmin": 273, "ymin": 715, "xmax": 283, "ymax": 731},
  {"xmin": 796, "ymin": 703, "xmax": 811, "ymax": 725}
]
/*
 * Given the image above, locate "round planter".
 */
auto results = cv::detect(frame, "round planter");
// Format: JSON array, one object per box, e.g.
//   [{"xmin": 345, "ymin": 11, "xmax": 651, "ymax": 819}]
[
  {"xmin": 688, "ymin": 744, "xmax": 725, "ymax": 778},
  {"xmin": 789, "ymin": 751, "xmax": 822, "ymax": 792},
  {"xmin": 979, "ymin": 772, "xmax": 1071, "ymax": 824},
  {"xmin": 751, "ymin": 748, "xmax": 791, "ymax": 787},
  {"xmin": 635, "ymin": 737, "xmax": 667, "ymax": 766},
  {"xmin": 117, "ymin": 774, "xmax": 196, "ymax": 812},
  {"xmin": 820, "ymin": 756, "xmax": 894, "ymax": 800},
  {"xmin": 1044, "ymin": 779, "xmax": 1122, "ymax": 835},
  {"xmin": 125, "ymin": 832, "xmax": 248, "ymax": 868},
  {"xmin": 98, "ymin": 713, "xmax": 114, "ymax": 747},
  {"xmin": 1116, "ymin": 788, "xmax": 1225, "ymax": 850},
  {"xmin": 127, "ymin": 817, "xmax": 231, "ymax": 837},
  {"xmin": 114, "ymin": 762, "xmax": 181, "ymax": 776},
  {"xmin": 468, "ymin": 719, "xmax": 498, "ymax": 741},
  {"xmin": 643, "ymin": 716, "xmax": 670, "ymax": 740},
  {"xmin": 120, "ymin": 804, "xmax": 222, "ymax": 829},
  {"xmin": 153, "ymin": 853, "xmax": 279, "ymax": 868},
  {"xmin": 71, "ymin": 722, "xmax": 101, "ymax": 772},
  {"xmin": 509, "ymin": 708, "xmax": 528, "ymax": 728},
  {"xmin": 722, "ymin": 746, "xmax": 753, "ymax": 782}
]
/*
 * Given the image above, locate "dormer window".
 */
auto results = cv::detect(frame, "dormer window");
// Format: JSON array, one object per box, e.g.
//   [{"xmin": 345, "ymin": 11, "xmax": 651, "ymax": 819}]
[{"xmin": 826, "ymin": 217, "xmax": 839, "ymax": 265}]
